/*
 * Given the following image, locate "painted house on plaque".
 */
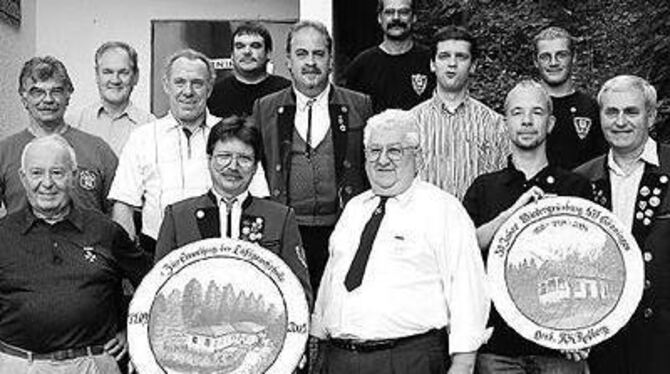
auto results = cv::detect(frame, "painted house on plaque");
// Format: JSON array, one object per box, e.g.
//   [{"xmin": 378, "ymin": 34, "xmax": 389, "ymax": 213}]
[
  {"xmin": 186, "ymin": 322, "xmax": 267, "ymax": 353},
  {"xmin": 537, "ymin": 261, "xmax": 614, "ymax": 305}
]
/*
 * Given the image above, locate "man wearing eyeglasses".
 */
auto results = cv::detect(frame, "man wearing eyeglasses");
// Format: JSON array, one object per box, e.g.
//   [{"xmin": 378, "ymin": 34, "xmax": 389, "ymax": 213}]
[
  {"xmin": 534, "ymin": 27, "xmax": 607, "ymax": 170},
  {"xmin": 343, "ymin": 0, "xmax": 435, "ymax": 113},
  {"xmin": 0, "ymin": 56, "xmax": 117, "ymax": 218},
  {"xmin": 312, "ymin": 109, "xmax": 489, "ymax": 374},
  {"xmin": 154, "ymin": 116, "xmax": 312, "ymax": 306}
]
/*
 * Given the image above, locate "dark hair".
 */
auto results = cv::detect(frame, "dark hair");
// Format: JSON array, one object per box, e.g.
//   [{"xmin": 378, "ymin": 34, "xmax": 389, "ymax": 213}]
[
  {"xmin": 233, "ymin": 21, "xmax": 273, "ymax": 52},
  {"xmin": 376, "ymin": 0, "xmax": 413, "ymax": 13},
  {"xmin": 430, "ymin": 25, "xmax": 478, "ymax": 60},
  {"xmin": 206, "ymin": 116, "xmax": 262, "ymax": 161},
  {"xmin": 286, "ymin": 20, "xmax": 332, "ymax": 54},
  {"xmin": 18, "ymin": 56, "xmax": 74, "ymax": 94},
  {"xmin": 95, "ymin": 41, "xmax": 139, "ymax": 74}
]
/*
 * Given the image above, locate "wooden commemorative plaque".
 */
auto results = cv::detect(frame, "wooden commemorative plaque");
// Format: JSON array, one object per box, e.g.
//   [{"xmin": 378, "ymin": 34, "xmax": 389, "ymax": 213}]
[
  {"xmin": 128, "ymin": 238, "xmax": 309, "ymax": 374},
  {"xmin": 488, "ymin": 196, "xmax": 644, "ymax": 350}
]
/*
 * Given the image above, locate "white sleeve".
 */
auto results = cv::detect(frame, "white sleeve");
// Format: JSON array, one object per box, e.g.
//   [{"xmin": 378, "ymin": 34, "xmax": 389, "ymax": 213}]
[{"xmin": 107, "ymin": 127, "xmax": 146, "ymax": 207}]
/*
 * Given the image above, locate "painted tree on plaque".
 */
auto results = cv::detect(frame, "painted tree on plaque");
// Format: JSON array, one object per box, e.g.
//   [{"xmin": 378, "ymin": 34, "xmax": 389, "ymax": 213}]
[{"xmin": 182, "ymin": 278, "xmax": 203, "ymax": 327}]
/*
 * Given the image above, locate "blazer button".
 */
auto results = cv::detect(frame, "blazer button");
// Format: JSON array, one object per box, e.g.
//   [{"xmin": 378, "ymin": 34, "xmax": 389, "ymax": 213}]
[
  {"xmin": 273, "ymin": 189, "xmax": 281, "ymax": 197},
  {"xmin": 344, "ymin": 186, "xmax": 353, "ymax": 194},
  {"xmin": 645, "ymin": 279, "xmax": 652, "ymax": 290},
  {"xmin": 343, "ymin": 160, "xmax": 351, "ymax": 168},
  {"xmin": 643, "ymin": 252, "xmax": 653, "ymax": 262},
  {"xmin": 276, "ymin": 164, "xmax": 281, "ymax": 171}
]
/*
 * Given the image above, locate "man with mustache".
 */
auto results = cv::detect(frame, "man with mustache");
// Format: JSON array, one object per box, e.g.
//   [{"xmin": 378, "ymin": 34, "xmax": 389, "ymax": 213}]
[
  {"xmin": 72, "ymin": 41, "xmax": 155, "ymax": 156},
  {"xmin": 411, "ymin": 26, "xmax": 508, "ymax": 200},
  {"xmin": 251, "ymin": 20, "xmax": 373, "ymax": 294},
  {"xmin": 207, "ymin": 22, "xmax": 290, "ymax": 118},
  {"xmin": 534, "ymin": 27, "xmax": 607, "ymax": 170},
  {"xmin": 463, "ymin": 80, "xmax": 591, "ymax": 373},
  {"xmin": 154, "ymin": 116, "xmax": 312, "ymax": 306},
  {"xmin": 0, "ymin": 56, "xmax": 117, "ymax": 217},
  {"xmin": 343, "ymin": 0, "xmax": 435, "ymax": 113}
]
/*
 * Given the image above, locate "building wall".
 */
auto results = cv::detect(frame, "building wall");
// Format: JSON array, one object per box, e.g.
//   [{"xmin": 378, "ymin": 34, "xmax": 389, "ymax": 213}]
[
  {"xmin": 33, "ymin": 0, "xmax": 300, "ymax": 124},
  {"xmin": 0, "ymin": 0, "xmax": 36, "ymax": 138}
]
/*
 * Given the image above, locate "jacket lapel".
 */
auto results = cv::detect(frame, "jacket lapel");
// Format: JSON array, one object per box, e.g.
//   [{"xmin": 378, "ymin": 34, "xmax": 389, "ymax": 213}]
[
  {"xmin": 195, "ymin": 191, "xmax": 220, "ymax": 239},
  {"xmin": 329, "ymin": 87, "xmax": 349, "ymax": 183}
]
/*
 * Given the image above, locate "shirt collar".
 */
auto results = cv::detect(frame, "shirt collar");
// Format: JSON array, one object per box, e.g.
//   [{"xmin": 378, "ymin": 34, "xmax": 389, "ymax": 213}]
[
  {"xmin": 365, "ymin": 177, "xmax": 420, "ymax": 207},
  {"xmin": 501, "ymin": 155, "xmax": 556, "ymax": 186},
  {"xmin": 431, "ymin": 90, "xmax": 470, "ymax": 115},
  {"xmin": 294, "ymin": 84, "xmax": 331, "ymax": 111},
  {"xmin": 164, "ymin": 110, "xmax": 218, "ymax": 131},
  {"xmin": 607, "ymin": 137, "xmax": 659, "ymax": 175},
  {"xmin": 96, "ymin": 101, "xmax": 142, "ymax": 122},
  {"xmin": 21, "ymin": 203, "xmax": 85, "ymax": 234},
  {"xmin": 211, "ymin": 188, "xmax": 249, "ymax": 207}
]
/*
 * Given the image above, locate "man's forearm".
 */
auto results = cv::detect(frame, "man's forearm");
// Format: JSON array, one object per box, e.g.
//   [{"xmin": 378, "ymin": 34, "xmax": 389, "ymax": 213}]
[{"xmin": 113, "ymin": 201, "xmax": 138, "ymax": 240}]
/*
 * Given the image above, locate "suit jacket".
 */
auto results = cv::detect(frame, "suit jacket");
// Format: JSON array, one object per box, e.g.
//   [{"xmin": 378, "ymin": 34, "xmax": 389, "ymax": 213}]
[
  {"xmin": 251, "ymin": 84, "xmax": 373, "ymax": 212},
  {"xmin": 575, "ymin": 143, "xmax": 670, "ymax": 374},
  {"xmin": 154, "ymin": 191, "xmax": 313, "ymax": 308}
]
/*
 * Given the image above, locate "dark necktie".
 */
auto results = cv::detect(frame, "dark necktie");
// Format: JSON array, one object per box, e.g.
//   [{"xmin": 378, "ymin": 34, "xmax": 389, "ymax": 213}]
[
  {"xmin": 344, "ymin": 196, "xmax": 389, "ymax": 291},
  {"xmin": 305, "ymin": 99, "xmax": 316, "ymax": 156},
  {"xmin": 182, "ymin": 127, "xmax": 192, "ymax": 139},
  {"xmin": 223, "ymin": 198, "xmax": 236, "ymax": 237}
]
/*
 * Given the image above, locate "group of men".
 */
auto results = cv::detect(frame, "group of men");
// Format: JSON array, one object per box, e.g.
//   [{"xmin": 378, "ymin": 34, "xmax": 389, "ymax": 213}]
[{"xmin": 0, "ymin": 0, "xmax": 667, "ymax": 373}]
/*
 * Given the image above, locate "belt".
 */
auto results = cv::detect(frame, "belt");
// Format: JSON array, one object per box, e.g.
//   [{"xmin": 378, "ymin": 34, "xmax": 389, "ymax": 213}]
[
  {"xmin": 329, "ymin": 328, "xmax": 447, "ymax": 353},
  {"xmin": 0, "ymin": 340, "xmax": 106, "ymax": 361}
]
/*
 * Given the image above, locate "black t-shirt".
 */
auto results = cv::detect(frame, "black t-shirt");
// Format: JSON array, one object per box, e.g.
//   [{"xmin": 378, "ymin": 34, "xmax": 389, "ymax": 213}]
[
  {"xmin": 207, "ymin": 74, "xmax": 291, "ymax": 118},
  {"xmin": 547, "ymin": 91, "xmax": 608, "ymax": 170},
  {"xmin": 463, "ymin": 158, "xmax": 592, "ymax": 357},
  {"xmin": 343, "ymin": 44, "xmax": 436, "ymax": 113}
]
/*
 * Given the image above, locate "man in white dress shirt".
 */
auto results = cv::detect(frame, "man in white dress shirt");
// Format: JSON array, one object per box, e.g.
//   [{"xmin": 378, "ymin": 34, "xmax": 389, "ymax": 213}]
[{"xmin": 311, "ymin": 109, "xmax": 489, "ymax": 374}]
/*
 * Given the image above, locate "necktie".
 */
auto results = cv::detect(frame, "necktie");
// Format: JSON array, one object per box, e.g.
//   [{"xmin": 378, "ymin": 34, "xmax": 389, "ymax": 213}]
[
  {"xmin": 182, "ymin": 127, "xmax": 192, "ymax": 139},
  {"xmin": 305, "ymin": 99, "xmax": 316, "ymax": 156},
  {"xmin": 223, "ymin": 198, "xmax": 236, "ymax": 237},
  {"xmin": 344, "ymin": 196, "xmax": 389, "ymax": 291}
]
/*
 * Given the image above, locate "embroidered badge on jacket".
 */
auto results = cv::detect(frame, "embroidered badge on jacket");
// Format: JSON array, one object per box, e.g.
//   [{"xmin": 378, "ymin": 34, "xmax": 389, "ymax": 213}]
[{"xmin": 411, "ymin": 74, "xmax": 428, "ymax": 96}]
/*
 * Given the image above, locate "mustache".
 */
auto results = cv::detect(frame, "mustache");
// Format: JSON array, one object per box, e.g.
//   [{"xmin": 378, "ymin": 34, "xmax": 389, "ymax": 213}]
[
  {"xmin": 387, "ymin": 21, "xmax": 408, "ymax": 29},
  {"xmin": 301, "ymin": 68, "xmax": 322, "ymax": 74}
]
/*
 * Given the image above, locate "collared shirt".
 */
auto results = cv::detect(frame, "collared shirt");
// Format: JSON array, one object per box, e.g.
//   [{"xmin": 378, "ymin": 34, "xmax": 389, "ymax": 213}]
[
  {"xmin": 211, "ymin": 189, "xmax": 249, "ymax": 239},
  {"xmin": 109, "ymin": 112, "xmax": 268, "ymax": 239},
  {"xmin": 74, "ymin": 101, "xmax": 155, "ymax": 156},
  {"xmin": 0, "ymin": 205, "xmax": 150, "ymax": 353},
  {"xmin": 312, "ymin": 179, "xmax": 489, "ymax": 354},
  {"xmin": 411, "ymin": 93, "xmax": 509, "ymax": 200},
  {"xmin": 294, "ymin": 85, "xmax": 331, "ymax": 148},
  {"xmin": 608, "ymin": 138, "xmax": 659, "ymax": 230}
]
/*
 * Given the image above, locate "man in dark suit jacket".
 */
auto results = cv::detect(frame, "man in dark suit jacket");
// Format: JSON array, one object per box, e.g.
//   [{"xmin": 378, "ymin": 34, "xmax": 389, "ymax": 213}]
[
  {"xmin": 251, "ymin": 20, "xmax": 373, "ymax": 293},
  {"xmin": 575, "ymin": 75, "xmax": 670, "ymax": 374},
  {"xmin": 154, "ymin": 117, "xmax": 312, "ymax": 307}
]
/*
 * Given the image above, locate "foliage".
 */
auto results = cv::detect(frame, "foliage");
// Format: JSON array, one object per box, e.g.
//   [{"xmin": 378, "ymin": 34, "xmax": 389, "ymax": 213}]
[{"xmin": 412, "ymin": 0, "xmax": 670, "ymax": 139}]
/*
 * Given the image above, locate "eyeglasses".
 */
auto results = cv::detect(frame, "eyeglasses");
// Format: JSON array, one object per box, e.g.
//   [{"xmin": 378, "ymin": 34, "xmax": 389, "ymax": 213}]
[
  {"xmin": 365, "ymin": 145, "xmax": 417, "ymax": 162},
  {"xmin": 211, "ymin": 152, "xmax": 255, "ymax": 169},
  {"xmin": 381, "ymin": 7, "xmax": 412, "ymax": 17},
  {"xmin": 25, "ymin": 87, "xmax": 68, "ymax": 101}
]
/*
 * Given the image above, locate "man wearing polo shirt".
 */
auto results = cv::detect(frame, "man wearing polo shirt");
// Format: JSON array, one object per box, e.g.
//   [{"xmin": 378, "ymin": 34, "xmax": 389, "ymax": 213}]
[
  {"xmin": 73, "ymin": 41, "xmax": 155, "ymax": 156},
  {"xmin": 463, "ymin": 80, "xmax": 591, "ymax": 373},
  {"xmin": 0, "ymin": 135, "xmax": 149, "ymax": 373},
  {"xmin": 575, "ymin": 75, "xmax": 670, "ymax": 374}
]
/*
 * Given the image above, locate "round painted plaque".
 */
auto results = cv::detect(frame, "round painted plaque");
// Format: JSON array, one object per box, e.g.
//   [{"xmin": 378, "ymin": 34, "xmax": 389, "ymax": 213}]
[
  {"xmin": 488, "ymin": 196, "xmax": 644, "ymax": 350},
  {"xmin": 128, "ymin": 238, "xmax": 309, "ymax": 374}
]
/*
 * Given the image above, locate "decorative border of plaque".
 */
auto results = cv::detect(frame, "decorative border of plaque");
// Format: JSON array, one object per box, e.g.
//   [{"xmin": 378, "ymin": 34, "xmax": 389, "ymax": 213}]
[
  {"xmin": 488, "ymin": 197, "xmax": 644, "ymax": 350},
  {"xmin": 128, "ymin": 238, "xmax": 309, "ymax": 374}
]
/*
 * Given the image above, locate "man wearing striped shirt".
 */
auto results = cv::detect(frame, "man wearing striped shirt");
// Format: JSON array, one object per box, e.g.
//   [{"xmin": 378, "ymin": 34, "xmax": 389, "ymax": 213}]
[{"xmin": 411, "ymin": 26, "xmax": 509, "ymax": 199}]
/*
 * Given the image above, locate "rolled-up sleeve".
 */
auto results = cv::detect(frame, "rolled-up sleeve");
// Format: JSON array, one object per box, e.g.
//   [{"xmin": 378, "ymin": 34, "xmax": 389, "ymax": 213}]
[{"xmin": 108, "ymin": 128, "xmax": 145, "ymax": 207}]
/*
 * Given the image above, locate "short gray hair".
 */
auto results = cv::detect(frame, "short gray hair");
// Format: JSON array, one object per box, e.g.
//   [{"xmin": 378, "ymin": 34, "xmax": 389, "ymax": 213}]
[
  {"xmin": 163, "ymin": 48, "xmax": 216, "ymax": 87},
  {"xmin": 364, "ymin": 109, "xmax": 421, "ymax": 148},
  {"xmin": 597, "ymin": 75, "xmax": 657, "ymax": 113},
  {"xmin": 504, "ymin": 79, "xmax": 553, "ymax": 115},
  {"xmin": 286, "ymin": 20, "xmax": 332, "ymax": 54},
  {"xmin": 95, "ymin": 41, "xmax": 139, "ymax": 74},
  {"xmin": 20, "ymin": 134, "xmax": 78, "ymax": 172}
]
